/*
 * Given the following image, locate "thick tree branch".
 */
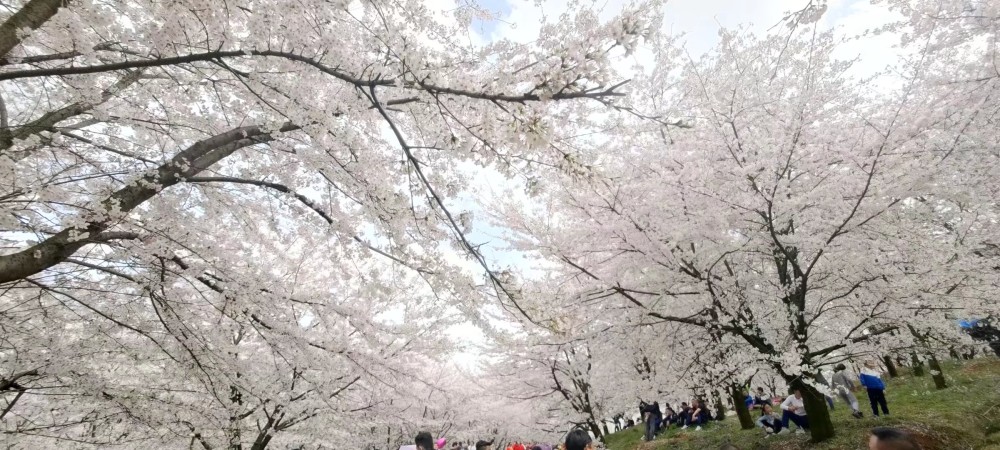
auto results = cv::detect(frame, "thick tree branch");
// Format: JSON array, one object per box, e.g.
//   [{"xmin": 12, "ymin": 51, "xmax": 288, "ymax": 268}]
[
  {"xmin": 2, "ymin": 70, "xmax": 143, "ymax": 158},
  {"xmin": 806, "ymin": 325, "xmax": 898, "ymax": 359},
  {"xmin": 0, "ymin": 390, "xmax": 25, "ymax": 420},
  {"xmin": 0, "ymin": 368, "xmax": 39, "ymax": 391},
  {"xmin": 0, "ymin": 123, "xmax": 297, "ymax": 284},
  {"xmin": 0, "ymin": 0, "xmax": 64, "ymax": 59},
  {"xmin": 0, "ymin": 50, "xmax": 627, "ymax": 104},
  {"xmin": 0, "ymin": 50, "xmax": 395, "ymax": 84}
]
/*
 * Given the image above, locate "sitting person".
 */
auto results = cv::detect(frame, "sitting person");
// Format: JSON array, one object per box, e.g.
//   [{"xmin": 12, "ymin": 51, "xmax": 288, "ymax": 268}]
[
  {"xmin": 660, "ymin": 404, "xmax": 677, "ymax": 431},
  {"xmin": 780, "ymin": 389, "xmax": 810, "ymax": 433},
  {"xmin": 756, "ymin": 404, "xmax": 783, "ymax": 435},
  {"xmin": 676, "ymin": 402, "xmax": 691, "ymax": 427},
  {"xmin": 682, "ymin": 399, "xmax": 710, "ymax": 430},
  {"xmin": 753, "ymin": 387, "xmax": 771, "ymax": 409}
]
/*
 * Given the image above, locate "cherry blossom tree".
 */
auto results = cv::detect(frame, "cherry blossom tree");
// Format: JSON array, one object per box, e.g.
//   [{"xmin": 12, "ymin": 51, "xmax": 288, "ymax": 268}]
[
  {"xmin": 494, "ymin": 15, "xmax": 998, "ymax": 440},
  {"xmin": 0, "ymin": 0, "xmax": 663, "ymax": 447}
]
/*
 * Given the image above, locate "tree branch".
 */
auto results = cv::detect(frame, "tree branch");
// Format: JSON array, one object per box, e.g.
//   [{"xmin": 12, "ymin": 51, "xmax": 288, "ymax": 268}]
[
  {"xmin": 0, "ymin": 0, "xmax": 64, "ymax": 59},
  {"xmin": 185, "ymin": 176, "xmax": 434, "ymax": 274},
  {"xmin": 0, "ymin": 123, "xmax": 297, "ymax": 284},
  {"xmin": 806, "ymin": 325, "xmax": 898, "ymax": 359},
  {"xmin": 2, "ymin": 70, "xmax": 143, "ymax": 158},
  {"xmin": 0, "ymin": 368, "xmax": 39, "ymax": 391},
  {"xmin": 0, "ymin": 50, "xmax": 628, "ymax": 104}
]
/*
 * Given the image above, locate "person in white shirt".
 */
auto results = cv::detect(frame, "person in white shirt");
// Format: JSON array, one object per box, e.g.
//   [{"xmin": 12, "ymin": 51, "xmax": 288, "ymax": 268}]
[{"xmin": 780, "ymin": 389, "xmax": 810, "ymax": 433}]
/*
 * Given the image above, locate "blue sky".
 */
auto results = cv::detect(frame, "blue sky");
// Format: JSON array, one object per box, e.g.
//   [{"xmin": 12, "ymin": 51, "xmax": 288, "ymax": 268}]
[
  {"xmin": 472, "ymin": 0, "xmax": 513, "ymax": 38},
  {"xmin": 468, "ymin": 0, "xmax": 898, "ymax": 61}
]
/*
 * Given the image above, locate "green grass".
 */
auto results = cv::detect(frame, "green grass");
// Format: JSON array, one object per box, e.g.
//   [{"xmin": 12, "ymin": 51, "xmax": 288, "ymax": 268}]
[{"xmin": 604, "ymin": 358, "xmax": 1000, "ymax": 450}]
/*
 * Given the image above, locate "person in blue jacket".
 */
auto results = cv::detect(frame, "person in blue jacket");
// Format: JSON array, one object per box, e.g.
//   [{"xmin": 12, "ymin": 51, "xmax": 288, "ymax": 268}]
[{"xmin": 859, "ymin": 361, "xmax": 890, "ymax": 417}]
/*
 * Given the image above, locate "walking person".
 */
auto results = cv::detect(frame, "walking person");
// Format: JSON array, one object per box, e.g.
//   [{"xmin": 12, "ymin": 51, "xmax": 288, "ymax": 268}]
[
  {"xmin": 859, "ymin": 361, "xmax": 890, "ymax": 417},
  {"xmin": 651, "ymin": 401, "xmax": 663, "ymax": 433},
  {"xmin": 832, "ymin": 363, "xmax": 864, "ymax": 418},
  {"xmin": 639, "ymin": 401, "xmax": 656, "ymax": 441}
]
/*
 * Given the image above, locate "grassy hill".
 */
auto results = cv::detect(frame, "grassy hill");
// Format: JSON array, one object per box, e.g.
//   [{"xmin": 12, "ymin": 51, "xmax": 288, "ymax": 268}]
[{"xmin": 604, "ymin": 358, "xmax": 1000, "ymax": 450}]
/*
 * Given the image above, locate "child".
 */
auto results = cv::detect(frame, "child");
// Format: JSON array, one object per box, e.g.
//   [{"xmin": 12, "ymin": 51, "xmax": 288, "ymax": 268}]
[
  {"xmin": 859, "ymin": 361, "xmax": 890, "ymax": 417},
  {"xmin": 756, "ymin": 404, "xmax": 783, "ymax": 436}
]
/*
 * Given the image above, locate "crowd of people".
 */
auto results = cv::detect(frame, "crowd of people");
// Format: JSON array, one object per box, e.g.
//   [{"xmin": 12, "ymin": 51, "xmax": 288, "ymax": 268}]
[
  {"xmin": 406, "ymin": 432, "xmax": 591, "ymax": 450},
  {"xmin": 405, "ymin": 360, "xmax": 912, "ymax": 450},
  {"xmin": 752, "ymin": 360, "xmax": 893, "ymax": 436},
  {"xmin": 409, "ymin": 424, "xmax": 923, "ymax": 450},
  {"xmin": 633, "ymin": 397, "xmax": 714, "ymax": 440},
  {"xmin": 622, "ymin": 359, "xmax": 894, "ymax": 440}
]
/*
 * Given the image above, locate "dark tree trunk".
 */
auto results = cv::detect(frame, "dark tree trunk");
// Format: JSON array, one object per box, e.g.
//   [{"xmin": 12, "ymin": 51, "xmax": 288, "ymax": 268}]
[
  {"xmin": 791, "ymin": 378, "xmax": 835, "ymax": 442},
  {"xmin": 910, "ymin": 353, "xmax": 925, "ymax": 376},
  {"xmin": 729, "ymin": 385, "xmax": 755, "ymax": 430},
  {"xmin": 928, "ymin": 355, "xmax": 947, "ymax": 389},
  {"xmin": 587, "ymin": 420, "xmax": 604, "ymax": 444},
  {"xmin": 882, "ymin": 355, "xmax": 899, "ymax": 378},
  {"xmin": 713, "ymin": 390, "xmax": 726, "ymax": 421}
]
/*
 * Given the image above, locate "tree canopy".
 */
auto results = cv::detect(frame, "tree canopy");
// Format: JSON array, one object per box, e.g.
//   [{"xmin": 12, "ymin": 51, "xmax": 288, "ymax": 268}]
[{"xmin": 1, "ymin": 0, "xmax": 998, "ymax": 448}]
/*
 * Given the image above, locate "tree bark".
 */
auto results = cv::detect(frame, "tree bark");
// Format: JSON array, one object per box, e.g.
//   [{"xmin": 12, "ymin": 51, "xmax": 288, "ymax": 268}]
[
  {"xmin": 0, "ymin": 0, "xmax": 63, "ymax": 59},
  {"xmin": 791, "ymin": 378, "xmax": 835, "ymax": 442},
  {"xmin": 928, "ymin": 354, "xmax": 947, "ymax": 389},
  {"xmin": 910, "ymin": 353, "xmax": 925, "ymax": 377},
  {"xmin": 729, "ymin": 385, "xmax": 755, "ymax": 430},
  {"xmin": 713, "ymin": 390, "xmax": 726, "ymax": 421},
  {"xmin": 1, "ymin": 70, "xmax": 142, "ymax": 157},
  {"xmin": 586, "ymin": 419, "xmax": 604, "ymax": 444},
  {"xmin": 882, "ymin": 355, "xmax": 899, "ymax": 378},
  {"xmin": 0, "ymin": 124, "xmax": 296, "ymax": 284}
]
